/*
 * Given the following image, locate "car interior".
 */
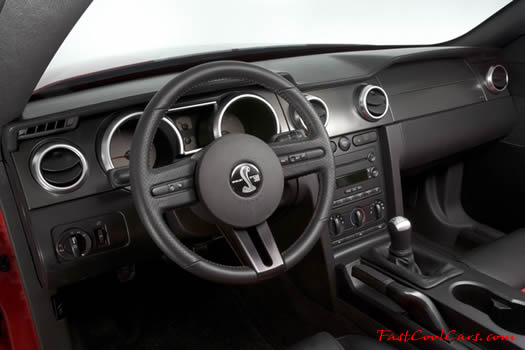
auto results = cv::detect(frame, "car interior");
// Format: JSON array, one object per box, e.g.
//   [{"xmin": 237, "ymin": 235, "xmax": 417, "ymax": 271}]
[{"xmin": 3, "ymin": 1, "xmax": 525, "ymax": 349}]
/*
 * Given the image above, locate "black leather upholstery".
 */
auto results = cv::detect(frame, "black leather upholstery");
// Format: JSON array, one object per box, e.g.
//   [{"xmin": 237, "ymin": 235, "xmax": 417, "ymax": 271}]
[
  {"xmin": 288, "ymin": 332, "xmax": 395, "ymax": 350},
  {"xmin": 462, "ymin": 229, "xmax": 525, "ymax": 288}
]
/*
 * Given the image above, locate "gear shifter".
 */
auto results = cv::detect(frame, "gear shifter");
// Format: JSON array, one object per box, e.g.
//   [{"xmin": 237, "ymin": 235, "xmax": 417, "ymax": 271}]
[
  {"xmin": 361, "ymin": 216, "xmax": 463, "ymax": 288},
  {"xmin": 387, "ymin": 216, "xmax": 422, "ymax": 274}
]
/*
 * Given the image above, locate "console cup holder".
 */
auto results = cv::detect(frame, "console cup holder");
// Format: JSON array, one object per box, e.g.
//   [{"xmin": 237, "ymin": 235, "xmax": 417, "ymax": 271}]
[{"xmin": 452, "ymin": 283, "xmax": 525, "ymax": 334}]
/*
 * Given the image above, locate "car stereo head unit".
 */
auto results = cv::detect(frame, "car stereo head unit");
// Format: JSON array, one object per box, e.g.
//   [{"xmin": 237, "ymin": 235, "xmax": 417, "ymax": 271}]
[
  {"xmin": 336, "ymin": 167, "xmax": 378, "ymax": 189},
  {"xmin": 329, "ymin": 130, "xmax": 387, "ymax": 246}
]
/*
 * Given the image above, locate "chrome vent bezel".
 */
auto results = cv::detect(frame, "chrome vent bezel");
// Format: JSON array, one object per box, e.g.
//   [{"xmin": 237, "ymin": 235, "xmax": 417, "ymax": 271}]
[
  {"xmin": 357, "ymin": 85, "xmax": 389, "ymax": 122},
  {"xmin": 31, "ymin": 143, "xmax": 88, "ymax": 194},
  {"xmin": 486, "ymin": 64, "xmax": 509, "ymax": 93}
]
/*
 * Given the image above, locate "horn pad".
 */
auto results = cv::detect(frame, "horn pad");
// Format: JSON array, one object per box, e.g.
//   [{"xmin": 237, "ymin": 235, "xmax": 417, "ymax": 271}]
[{"xmin": 195, "ymin": 134, "xmax": 284, "ymax": 228}]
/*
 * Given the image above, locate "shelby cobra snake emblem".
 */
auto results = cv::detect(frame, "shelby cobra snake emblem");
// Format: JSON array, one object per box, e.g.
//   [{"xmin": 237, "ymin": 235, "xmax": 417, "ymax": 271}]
[{"xmin": 230, "ymin": 163, "xmax": 262, "ymax": 197}]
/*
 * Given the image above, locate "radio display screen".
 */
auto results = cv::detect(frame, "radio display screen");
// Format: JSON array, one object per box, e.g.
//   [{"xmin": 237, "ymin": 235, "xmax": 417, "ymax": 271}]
[{"xmin": 336, "ymin": 169, "xmax": 368, "ymax": 188}]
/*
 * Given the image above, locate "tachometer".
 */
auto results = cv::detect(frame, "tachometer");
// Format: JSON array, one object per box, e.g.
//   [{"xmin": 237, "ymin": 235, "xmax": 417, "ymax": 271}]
[{"xmin": 213, "ymin": 94, "xmax": 280, "ymax": 142}]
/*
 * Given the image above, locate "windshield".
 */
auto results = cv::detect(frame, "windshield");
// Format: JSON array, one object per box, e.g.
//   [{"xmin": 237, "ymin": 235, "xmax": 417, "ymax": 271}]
[{"xmin": 36, "ymin": 0, "xmax": 511, "ymax": 91}]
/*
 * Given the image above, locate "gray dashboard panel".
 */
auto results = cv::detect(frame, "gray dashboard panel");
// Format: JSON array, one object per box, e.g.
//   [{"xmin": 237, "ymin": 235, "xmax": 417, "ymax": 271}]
[
  {"xmin": 378, "ymin": 59, "xmax": 475, "ymax": 94},
  {"xmin": 399, "ymin": 97, "xmax": 517, "ymax": 169},
  {"xmin": 388, "ymin": 80, "xmax": 486, "ymax": 121}
]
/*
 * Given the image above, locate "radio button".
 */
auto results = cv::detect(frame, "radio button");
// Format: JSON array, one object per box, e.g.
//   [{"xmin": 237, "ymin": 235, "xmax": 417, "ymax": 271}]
[
  {"xmin": 330, "ymin": 141, "xmax": 337, "ymax": 153},
  {"xmin": 333, "ymin": 199, "xmax": 344, "ymax": 206},
  {"xmin": 338, "ymin": 136, "xmax": 351, "ymax": 151},
  {"xmin": 368, "ymin": 167, "xmax": 379, "ymax": 178},
  {"xmin": 353, "ymin": 135, "xmax": 364, "ymax": 146}
]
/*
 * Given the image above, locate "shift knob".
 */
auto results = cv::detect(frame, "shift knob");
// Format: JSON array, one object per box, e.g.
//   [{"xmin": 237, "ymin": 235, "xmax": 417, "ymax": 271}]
[{"xmin": 388, "ymin": 216, "xmax": 413, "ymax": 257}]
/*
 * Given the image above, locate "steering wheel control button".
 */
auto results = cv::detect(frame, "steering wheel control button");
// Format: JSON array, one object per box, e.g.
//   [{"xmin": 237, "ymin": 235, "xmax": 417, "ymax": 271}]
[
  {"xmin": 282, "ymin": 149, "xmax": 325, "ymax": 165},
  {"xmin": 289, "ymin": 152, "xmax": 307, "ymax": 163},
  {"xmin": 151, "ymin": 178, "xmax": 193, "ymax": 196},
  {"xmin": 338, "ymin": 136, "xmax": 351, "ymax": 151},
  {"xmin": 230, "ymin": 163, "xmax": 262, "ymax": 197}
]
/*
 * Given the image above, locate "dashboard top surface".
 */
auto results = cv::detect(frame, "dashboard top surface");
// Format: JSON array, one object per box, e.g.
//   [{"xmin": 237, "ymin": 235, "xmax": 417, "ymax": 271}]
[{"xmin": 22, "ymin": 46, "xmax": 496, "ymax": 120}]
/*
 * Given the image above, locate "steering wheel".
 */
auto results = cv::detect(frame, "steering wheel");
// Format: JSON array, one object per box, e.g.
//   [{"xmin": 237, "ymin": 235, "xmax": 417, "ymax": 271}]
[{"xmin": 130, "ymin": 61, "xmax": 335, "ymax": 284}]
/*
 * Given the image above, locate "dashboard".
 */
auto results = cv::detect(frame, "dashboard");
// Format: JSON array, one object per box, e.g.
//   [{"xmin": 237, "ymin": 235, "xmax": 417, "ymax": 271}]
[{"xmin": 2, "ymin": 46, "xmax": 518, "ymax": 289}]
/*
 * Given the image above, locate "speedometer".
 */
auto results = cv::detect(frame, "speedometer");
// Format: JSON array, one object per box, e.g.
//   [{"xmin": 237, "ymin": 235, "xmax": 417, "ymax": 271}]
[{"xmin": 100, "ymin": 111, "xmax": 184, "ymax": 172}]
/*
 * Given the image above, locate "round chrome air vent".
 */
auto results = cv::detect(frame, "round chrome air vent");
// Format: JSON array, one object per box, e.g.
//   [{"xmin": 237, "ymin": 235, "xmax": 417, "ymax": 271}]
[
  {"xmin": 31, "ymin": 143, "xmax": 88, "ymax": 193},
  {"xmin": 357, "ymin": 85, "xmax": 389, "ymax": 122},
  {"xmin": 486, "ymin": 65, "xmax": 509, "ymax": 93},
  {"xmin": 291, "ymin": 94, "xmax": 330, "ymax": 130}
]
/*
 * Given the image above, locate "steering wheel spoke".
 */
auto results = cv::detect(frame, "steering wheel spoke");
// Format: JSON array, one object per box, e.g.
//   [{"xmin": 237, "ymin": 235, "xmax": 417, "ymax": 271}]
[
  {"xmin": 221, "ymin": 221, "xmax": 285, "ymax": 279},
  {"xmin": 270, "ymin": 137, "xmax": 327, "ymax": 179},
  {"xmin": 147, "ymin": 157, "xmax": 198, "ymax": 210}
]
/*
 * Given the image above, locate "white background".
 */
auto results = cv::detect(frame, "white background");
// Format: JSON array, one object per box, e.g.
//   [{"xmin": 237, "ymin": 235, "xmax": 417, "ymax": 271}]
[{"xmin": 37, "ymin": 0, "xmax": 511, "ymax": 90}]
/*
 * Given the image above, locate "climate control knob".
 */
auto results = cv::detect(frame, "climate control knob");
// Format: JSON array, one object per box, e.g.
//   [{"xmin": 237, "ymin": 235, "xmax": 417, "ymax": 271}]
[
  {"xmin": 56, "ymin": 228, "xmax": 92, "ymax": 260},
  {"xmin": 372, "ymin": 200, "xmax": 385, "ymax": 220},
  {"xmin": 350, "ymin": 208, "xmax": 366, "ymax": 228}
]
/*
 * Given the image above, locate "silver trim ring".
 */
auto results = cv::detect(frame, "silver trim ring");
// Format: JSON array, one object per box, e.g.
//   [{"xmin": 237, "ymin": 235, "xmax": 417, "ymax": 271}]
[
  {"xmin": 293, "ymin": 94, "xmax": 330, "ymax": 130},
  {"xmin": 100, "ymin": 111, "xmax": 184, "ymax": 172},
  {"xmin": 213, "ymin": 93, "xmax": 281, "ymax": 139},
  {"xmin": 357, "ymin": 85, "xmax": 389, "ymax": 121},
  {"xmin": 168, "ymin": 101, "xmax": 217, "ymax": 155},
  {"xmin": 31, "ymin": 143, "xmax": 88, "ymax": 193},
  {"xmin": 486, "ymin": 64, "xmax": 509, "ymax": 93}
]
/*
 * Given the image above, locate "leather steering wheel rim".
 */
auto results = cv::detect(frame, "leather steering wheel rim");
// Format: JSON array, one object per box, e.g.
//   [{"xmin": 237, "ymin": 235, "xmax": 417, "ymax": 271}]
[{"xmin": 130, "ymin": 61, "xmax": 335, "ymax": 284}]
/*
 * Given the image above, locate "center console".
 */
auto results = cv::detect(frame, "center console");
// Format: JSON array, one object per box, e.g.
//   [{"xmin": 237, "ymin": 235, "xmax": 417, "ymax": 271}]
[
  {"xmin": 326, "ymin": 130, "xmax": 525, "ymax": 348},
  {"xmin": 329, "ymin": 129, "xmax": 387, "ymax": 247}
]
